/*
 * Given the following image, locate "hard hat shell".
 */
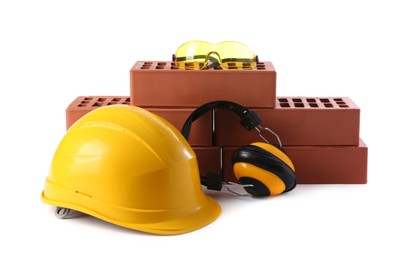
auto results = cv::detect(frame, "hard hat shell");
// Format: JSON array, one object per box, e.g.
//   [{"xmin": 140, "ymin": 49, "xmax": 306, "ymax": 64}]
[{"xmin": 41, "ymin": 105, "xmax": 221, "ymax": 235}]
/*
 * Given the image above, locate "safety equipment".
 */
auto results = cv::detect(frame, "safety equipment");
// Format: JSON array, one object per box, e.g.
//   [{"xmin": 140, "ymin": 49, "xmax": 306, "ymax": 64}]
[
  {"xmin": 181, "ymin": 100, "xmax": 297, "ymax": 197},
  {"xmin": 41, "ymin": 105, "xmax": 221, "ymax": 235},
  {"xmin": 173, "ymin": 40, "xmax": 258, "ymax": 70}
]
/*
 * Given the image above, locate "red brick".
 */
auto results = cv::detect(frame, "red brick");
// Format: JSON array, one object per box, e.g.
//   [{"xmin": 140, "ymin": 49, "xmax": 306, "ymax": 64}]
[
  {"xmin": 194, "ymin": 147, "xmax": 221, "ymax": 179},
  {"xmin": 215, "ymin": 97, "xmax": 360, "ymax": 146},
  {"xmin": 130, "ymin": 61, "xmax": 276, "ymax": 108},
  {"xmin": 220, "ymin": 139, "xmax": 368, "ymax": 184},
  {"xmin": 146, "ymin": 107, "xmax": 212, "ymax": 146},
  {"xmin": 65, "ymin": 96, "xmax": 212, "ymax": 146},
  {"xmin": 65, "ymin": 96, "xmax": 368, "ymax": 184},
  {"xmin": 65, "ymin": 96, "xmax": 130, "ymax": 129}
]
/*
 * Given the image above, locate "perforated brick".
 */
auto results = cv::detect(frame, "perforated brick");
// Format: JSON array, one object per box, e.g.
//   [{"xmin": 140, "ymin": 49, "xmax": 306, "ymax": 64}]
[
  {"xmin": 215, "ymin": 97, "xmax": 360, "ymax": 146},
  {"xmin": 65, "ymin": 96, "xmax": 130, "ymax": 129},
  {"xmin": 65, "ymin": 96, "xmax": 367, "ymax": 184},
  {"xmin": 220, "ymin": 139, "xmax": 368, "ymax": 184},
  {"xmin": 130, "ymin": 61, "xmax": 276, "ymax": 108},
  {"xmin": 66, "ymin": 96, "xmax": 213, "ymax": 146}
]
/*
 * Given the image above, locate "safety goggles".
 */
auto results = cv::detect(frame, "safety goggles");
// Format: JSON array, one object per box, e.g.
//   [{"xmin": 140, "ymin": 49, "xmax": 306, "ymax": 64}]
[{"xmin": 173, "ymin": 40, "xmax": 259, "ymax": 70}]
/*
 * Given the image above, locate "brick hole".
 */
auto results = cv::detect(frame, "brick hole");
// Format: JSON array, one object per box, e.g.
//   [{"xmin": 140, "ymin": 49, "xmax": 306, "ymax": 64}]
[
  {"xmin": 78, "ymin": 101, "xmax": 89, "ymax": 107},
  {"xmin": 92, "ymin": 102, "xmax": 103, "ymax": 107},
  {"xmin": 155, "ymin": 65, "xmax": 165, "ymax": 69},
  {"xmin": 185, "ymin": 62, "xmax": 195, "ymax": 67},
  {"xmin": 157, "ymin": 62, "xmax": 166, "ymax": 66},
  {"xmin": 292, "ymin": 98, "xmax": 302, "ymax": 102},
  {"xmin": 213, "ymin": 66, "xmax": 223, "ymax": 70},
  {"xmin": 242, "ymin": 64, "xmax": 252, "ymax": 69},
  {"xmin": 121, "ymin": 97, "xmax": 130, "ymax": 105},
  {"xmin": 333, "ymin": 98, "xmax": 343, "ymax": 101},
  {"xmin": 294, "ymin": 102, "xmax": 304, "ymax": 107},
  {"xmin": 84, "ymin": 97, "xmax": 93, "ymax": 100},
  {"xmin": 111, "ymin": 97, "xmax": 121, "ymax": 102},
  {"xmin": 324, "ymin": 103, "xmax": 333, "ymax": 108},
  {"xmin": 278, "ymin": 98, "xmax": 288, "ymax": 102},
  {"xmin": 320, "ymin": 98, "xmax": 330, "ymax": 103},
  {"xmin": 306, "ymin": 98, "xmax": 316, "ymax": 102},
  {"xmin": 141, "ymin": 62, "xmax": 153, "ymax": 69},
  {"xmin": 98, "ymin": 98, "xmax": 106, "ymax": 101},
  {"xmin": 228, "ymin": 66, "xmax": 238, "ymax": 69},
  {"xmin": 280, "ymin": 103, "xmax": 290, "ymax": 107},
  {"xmin": 309, "ymin": 103, "xmax": 318, "ymax": 107},
  {"xmin": 339, "ymin": 104, "xmax": 349, "ymax": 108},
  {"xmin": 107, "ymin": 102, "xmax": 113, "ymax": 105},
  {"xmin": 256, "ymin": 66, "xmax": 266, "ymax": 70}
]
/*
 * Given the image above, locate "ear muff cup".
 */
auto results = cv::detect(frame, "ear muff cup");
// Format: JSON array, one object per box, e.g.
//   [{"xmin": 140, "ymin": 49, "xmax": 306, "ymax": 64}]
[{"xmin": 232, "ymin": 143, "xmax": 297, "ymax": 197}]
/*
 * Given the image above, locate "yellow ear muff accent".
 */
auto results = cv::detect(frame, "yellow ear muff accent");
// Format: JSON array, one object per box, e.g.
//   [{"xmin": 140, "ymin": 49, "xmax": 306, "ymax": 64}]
[
  {"xmin": 250, "ymin": 142, "xmax": 295, "ymax": 171},
  {"xmin": 233, "ymin": 162, "xmax": 286, "ymax": 195}
]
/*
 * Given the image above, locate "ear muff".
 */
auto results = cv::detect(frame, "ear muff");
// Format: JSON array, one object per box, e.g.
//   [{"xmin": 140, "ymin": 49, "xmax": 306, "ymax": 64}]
[
  {"xmin": 232, "ymin": 142, "xmax": 296, "ymax": 197},
  {"xmin": 181, "ymin": 100, "xmax": 297, "ymax": 197}
]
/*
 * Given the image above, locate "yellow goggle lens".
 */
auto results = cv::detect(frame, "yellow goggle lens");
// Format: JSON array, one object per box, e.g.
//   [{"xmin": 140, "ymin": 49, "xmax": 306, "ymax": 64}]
[
  {"xmin": 174, "ymin": 41, "xmax": 256, "ymax": 70},
  {"xmin": 215, "ymin": 41, "xmax": 255, "ymax": 70},
  {"xmin": 175, "ymin": 41, "xmax": 213, "ymax": 70}
]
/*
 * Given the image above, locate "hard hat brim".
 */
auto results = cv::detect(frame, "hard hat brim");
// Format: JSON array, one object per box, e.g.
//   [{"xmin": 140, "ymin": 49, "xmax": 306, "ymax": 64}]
[{"xmin": 41, "ymin": 189, "xmax": 221, "ymax": 235}]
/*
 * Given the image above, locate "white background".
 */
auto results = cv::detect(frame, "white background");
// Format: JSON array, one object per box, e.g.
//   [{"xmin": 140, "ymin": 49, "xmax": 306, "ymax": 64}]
[{"xmin": 1, "ymin": 0, "xmax": 409, "ymax": 259}]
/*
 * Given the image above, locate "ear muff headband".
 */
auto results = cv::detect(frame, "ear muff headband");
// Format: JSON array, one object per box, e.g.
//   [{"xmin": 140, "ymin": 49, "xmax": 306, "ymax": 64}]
[
  {"xmin": 181, "ymin": 100, "xmax": 261, "ymax": 140},
  {"xmin": 232, "ymin": 145, "xmax": 297, "ymax": 192}
]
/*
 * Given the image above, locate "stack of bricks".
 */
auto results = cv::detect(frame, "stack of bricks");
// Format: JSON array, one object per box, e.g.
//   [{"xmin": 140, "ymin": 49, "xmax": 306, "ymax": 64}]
[{"xmin": 66, "ymin": 61, "xmax": 368, "ymax": 184}]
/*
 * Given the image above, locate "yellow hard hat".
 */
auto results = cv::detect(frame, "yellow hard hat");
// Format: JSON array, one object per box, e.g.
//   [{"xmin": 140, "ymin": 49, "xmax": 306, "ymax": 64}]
[{"xmin": 41, "ymin": 105, "xmax": 221, "ymax": 235}]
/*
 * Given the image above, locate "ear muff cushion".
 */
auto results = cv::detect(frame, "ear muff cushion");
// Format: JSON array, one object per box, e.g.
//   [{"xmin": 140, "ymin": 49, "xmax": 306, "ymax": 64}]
[
  {"xmin": 232, "ymin": 145, "xmax": 297, "ymax": 193},
  {"xmin": 237, "ymin": 177, "xmax": 271, "ymax": 197},
  {"xmin": 234, "ymin": 163, "xmax": 286, "ymax": 196}
]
